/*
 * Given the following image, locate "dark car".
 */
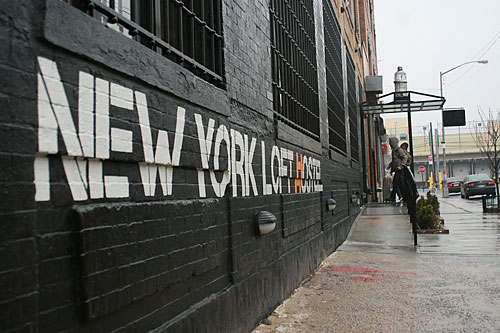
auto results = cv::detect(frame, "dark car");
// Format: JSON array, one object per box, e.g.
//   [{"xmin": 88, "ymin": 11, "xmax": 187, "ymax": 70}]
[
  {"xmin": 446, "ymin": 176, "xmax": 463, "ymax": 194},
  {"xmin": 460, "ymin": 174, "xmax": 496, "ymax": 199}
]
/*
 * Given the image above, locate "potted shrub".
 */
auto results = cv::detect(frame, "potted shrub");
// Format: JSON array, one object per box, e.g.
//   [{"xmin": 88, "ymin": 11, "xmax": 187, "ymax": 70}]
[
  {"xmin": 415, "ymin": 192, "xmax": 448, "ymax": 234},
  {"xmin": 417, "ymin": 204, "xmax": 436, "ymax": 229}
]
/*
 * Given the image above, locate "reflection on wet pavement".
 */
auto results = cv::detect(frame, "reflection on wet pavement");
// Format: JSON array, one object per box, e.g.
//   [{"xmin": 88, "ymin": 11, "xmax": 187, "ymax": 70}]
[
  {"xmin": 418, "ymin": 192, "xmax": 500, "ymax": 255},
  {"xmin": 253, "ymin": 192, "xmax": 500, "ymax": 333}
]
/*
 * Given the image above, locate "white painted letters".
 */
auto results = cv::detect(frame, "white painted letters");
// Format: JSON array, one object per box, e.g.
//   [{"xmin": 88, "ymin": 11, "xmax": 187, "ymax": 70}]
[
  {"xmin": 36, "ymin": 57, "xmax": 130, "ymax": 201},
  {"xmin": 194, "ymin": 113, "xmax": 215, "ymax": 198},
  {"xmin": 35, "ymin": 57, "xmax": 324, "ymax": 202},
  {"xmin": 210, "ymin": 125, "xmax": 231, "ymax": 197},
  {"xmin": 95, "ymin": 78, "xmax": 110, "ymax": 159},
  {"xmin": 231, "ymin": 129, "xmax": 246, "ymax": 197},
  {"xmin": 136, "ymin": 91, "xmax": 185, "ymax": 197},
  {"xmin": 78, "ymin": 72, "xmax": 95, "ymax": 158},
  {"xmin": 244, "ymin": 135, "xmax": 258, "ymax": 196},
  {"xmin": 261, "ymin": 141, "xmax": 272, "ymax": 195},
  {"xmin": 271, "ymin": 145, "xmax": 281, "ymax": 194},
  {"xmin": 110, "ymin": 83, "xmax": 133, "ymax": 153}
]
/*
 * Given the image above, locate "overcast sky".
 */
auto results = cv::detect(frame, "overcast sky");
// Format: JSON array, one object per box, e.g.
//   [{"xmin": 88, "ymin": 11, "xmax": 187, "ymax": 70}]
[{"xmin": 374, "ymin": 0, "xmax": 500, "ymax": 135}]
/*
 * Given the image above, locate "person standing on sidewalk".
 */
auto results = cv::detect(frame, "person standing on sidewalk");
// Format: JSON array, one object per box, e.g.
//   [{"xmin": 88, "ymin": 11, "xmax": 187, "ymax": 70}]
[
  {"xmin": 388, "ymin": 137, "xmax": 407, "ymax": 201},
  {"xmin": 400, "ymin": 142, "xmax": 412, "ymax": 167},
  {"xmin": 401, "ymin": 141, "xmax": 419, "ymax": 199},
  {"xmin": 389, "ymin": 137, "xmax": 419, "ymax": 244}
]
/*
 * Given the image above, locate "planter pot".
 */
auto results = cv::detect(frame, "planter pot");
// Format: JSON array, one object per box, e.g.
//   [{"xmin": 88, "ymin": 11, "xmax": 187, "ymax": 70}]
[
  {"xmin": 483, "ymin": 207, "xmax": 500, "ymax": 213},
  {"xmin": 482, "ymin": 196, "xmax": 500, "ymax": 213},
  {"xmin": 417, "ymin": 229, "xmax": 449, "ymax": 234}
]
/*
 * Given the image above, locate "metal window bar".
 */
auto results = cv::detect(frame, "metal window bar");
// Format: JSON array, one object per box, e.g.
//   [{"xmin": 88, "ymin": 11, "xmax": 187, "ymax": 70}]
[
  {"xmin": 75, "ymin": 0, "xmax": 224, "ymax": 86},
  {"xmin": 323, "ymin": 0, "xmax": 346, "ymax": 155},
  {"xmin": 357, "ymin": 78, "xmax": 363, "ymax": 157},
  {"xmin": 270, "ymin": 0, "xmax": 319, "ymax": 139},
  {"xmin": 346, "ymin": 53, "xmax": 359, "ymax": 163},
  {"xmin": 153, "ymin": 0, "xmax": 161, "ymax": 50}
]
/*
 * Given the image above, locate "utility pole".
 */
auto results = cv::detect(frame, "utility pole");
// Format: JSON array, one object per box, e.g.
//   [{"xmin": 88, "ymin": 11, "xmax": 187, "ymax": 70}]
[
  {"xmin": 423, "ymin": 126, "xmax": 428, "ymax": 179},
  {"xmin": 430, "ymin": 122, "xmax": 436, "ymax": 184},
  {"xmin": 408, "ymin": 109, "xmax": 414, "ymax": 174},
  {"xmin": 440, "ymin": 59, "xmax": 488, "ymax": 197},
  {"xmin": 435, "ymin": 128, "xmax": 440, "ymax": 188}
]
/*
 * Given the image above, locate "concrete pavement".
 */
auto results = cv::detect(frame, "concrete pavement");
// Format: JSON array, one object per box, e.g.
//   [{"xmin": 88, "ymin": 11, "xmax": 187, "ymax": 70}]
[{"xmin": 253, "ymin": 198, "xmax": 500, "ymax": 332}]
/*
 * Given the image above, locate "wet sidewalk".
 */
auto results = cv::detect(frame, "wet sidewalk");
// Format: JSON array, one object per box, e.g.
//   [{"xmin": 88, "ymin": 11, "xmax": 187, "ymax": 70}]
[{"xmin": 254, "ymin": 201, "xmax": 500, "ymax": 332}]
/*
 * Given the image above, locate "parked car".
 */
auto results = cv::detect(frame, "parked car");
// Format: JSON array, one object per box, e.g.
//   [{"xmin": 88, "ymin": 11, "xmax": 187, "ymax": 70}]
[
  {"xmin": 446, "ymin": 176, "xmax": 463, "ymax": 194},
  {"xmin": 460, "ymin": 174, "xmax": 496, "ymax": 199}
]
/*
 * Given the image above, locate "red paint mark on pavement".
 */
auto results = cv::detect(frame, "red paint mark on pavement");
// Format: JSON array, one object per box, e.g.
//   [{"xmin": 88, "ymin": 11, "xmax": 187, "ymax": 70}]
[
  {"xmin": 366, "ymin": 261, "xmax": 390, "ymax": 265},
  {"xmin": 324, "ymin": 266, "xmax": 418, "ymax": 276},
  {"xmin": 349, "ymin": 276, "xmax": 388, "ymax": 282}
]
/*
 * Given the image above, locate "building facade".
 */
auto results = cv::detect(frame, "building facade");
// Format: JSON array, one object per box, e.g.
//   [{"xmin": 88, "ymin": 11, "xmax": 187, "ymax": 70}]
[
  {"xmin": 383, "ymin": 118, "xmax": 492, "ymax": 186},
  {"xmin": 0, "ymin": 0, "xmax": 377, "ymax": 331},
  {"xmin": 413, "ymin": 131, "xmax": 492, "ymax": 183}
]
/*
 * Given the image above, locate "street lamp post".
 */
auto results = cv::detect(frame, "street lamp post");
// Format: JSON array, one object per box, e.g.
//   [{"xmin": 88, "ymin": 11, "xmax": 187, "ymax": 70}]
[
  {"xmin": 440, "ymin": 60, "xmax": 488, "ymax": 197},
  {"xmin": 394, "ymin": 66, "xmax": 415, "ymax": 174}
]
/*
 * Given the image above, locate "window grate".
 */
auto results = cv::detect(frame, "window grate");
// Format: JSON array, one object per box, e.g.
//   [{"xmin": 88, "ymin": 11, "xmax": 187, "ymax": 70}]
[
  {"xmin": 323, "ymin": 0, "xmax": 346, "ymax": 155},
  {"xmin": 358, "ymin": 78, "xmax": 364, "ymax": 160},
  {"xmin": 65, "ymin": 0, "xmax": 224, "ymax": 87},
  {"xmin": 270, "ymin": 0, "xmax": 319, "ymax": 139},
  {"xmin": 346, "ymin": 52, "xmax": 359, "ymax": 163}
]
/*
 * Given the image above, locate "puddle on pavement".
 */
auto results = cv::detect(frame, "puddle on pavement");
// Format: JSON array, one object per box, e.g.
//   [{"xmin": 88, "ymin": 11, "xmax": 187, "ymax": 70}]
[{"xmin": 418, "ymin": 195, "xmax": 500, "ymax": 255}]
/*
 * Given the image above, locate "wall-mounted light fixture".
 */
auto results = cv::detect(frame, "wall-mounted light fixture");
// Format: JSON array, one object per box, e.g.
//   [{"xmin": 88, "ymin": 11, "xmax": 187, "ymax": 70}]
[
  {"xmin": 351, "ymin": 194, "xmax": 358, "ymax": 204},
  {"xmin": 352, "ymin": 191, "xmax": 361, "ymax": 205},
  {"xmin": 326, "ymin": 198, "xmax": 337, "ymax": 211},
  {"xmin": 255, "ymin": 211, "xmax": 277, "ymax": 236}
]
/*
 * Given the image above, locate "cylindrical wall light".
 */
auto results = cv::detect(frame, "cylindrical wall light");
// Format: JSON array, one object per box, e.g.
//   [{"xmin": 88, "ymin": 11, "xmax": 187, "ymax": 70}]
[
  {"xmin": 255, "ymin": 211, "xmax": 277, "ymax": 236},
  {"xmin": 326, "ymin": 198, "xmax": 337, "ymax": 211},
  {"xmin": 351, "ymin": 194, "xmax": 358, "ymax": 204}
]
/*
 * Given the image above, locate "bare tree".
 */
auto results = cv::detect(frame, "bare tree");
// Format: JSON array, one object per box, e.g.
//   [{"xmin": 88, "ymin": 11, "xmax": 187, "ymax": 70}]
[{"xmin": 471, "ymin": 107, "xmax": 500, "ymax": 206}]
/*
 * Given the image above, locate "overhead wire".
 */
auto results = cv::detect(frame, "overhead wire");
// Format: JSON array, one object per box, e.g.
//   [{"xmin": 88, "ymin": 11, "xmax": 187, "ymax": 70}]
[
  {"xmin": 473, "ymin": 29, "xmax": 500, "ymax": 59},
  {"xmin": 446, "ymin": 29, "xmax": 500, "ymax": 87}
]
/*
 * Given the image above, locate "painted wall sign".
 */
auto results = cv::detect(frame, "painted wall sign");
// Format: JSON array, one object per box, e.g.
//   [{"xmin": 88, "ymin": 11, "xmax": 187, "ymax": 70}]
[{"xmin": 34, "ymin": 57, "xmax": 323, "ymax": 202}]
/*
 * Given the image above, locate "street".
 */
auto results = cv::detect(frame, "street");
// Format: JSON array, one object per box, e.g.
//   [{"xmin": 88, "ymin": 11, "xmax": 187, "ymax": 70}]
[
  {"xmin": 419, "ymin": 191, "xmax": 500, "ymax": 255},
  {"xmin": 253, "ymin": 192, "xmax": 500, "ymax": 332}
]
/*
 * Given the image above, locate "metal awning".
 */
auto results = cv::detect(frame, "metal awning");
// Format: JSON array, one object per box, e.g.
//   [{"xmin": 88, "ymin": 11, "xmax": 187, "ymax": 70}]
[{"xmin": 361, "ymin": 91, "xmax": 445, "ymax": 114}]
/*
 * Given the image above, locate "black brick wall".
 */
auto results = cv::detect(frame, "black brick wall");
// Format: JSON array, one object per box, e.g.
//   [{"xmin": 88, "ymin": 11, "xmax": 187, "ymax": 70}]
[{"xmin": 0, "ymin": 0, "xmax": 365, "ymax": 332}]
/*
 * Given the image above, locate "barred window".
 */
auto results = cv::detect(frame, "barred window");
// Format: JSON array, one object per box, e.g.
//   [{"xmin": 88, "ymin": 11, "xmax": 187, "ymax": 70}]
[
  {"xmin": 346, "ymin": 53, "xmax": 359, "ymax": 163},
  {"xmin": 270, "ymin": 0, "xmax": 320, "ymax": 139},
  {"xmin": 357, "ymin": 78, "xmax": 364, "ymax": 159},
  {"xmin": 65, "ymin": 0, "xmax": 224, "ymax": 87},
  {"xmin": 323, "ymin": 0, "xmax": 346, "ymax": 155}
]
